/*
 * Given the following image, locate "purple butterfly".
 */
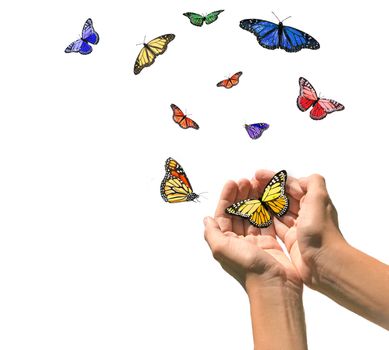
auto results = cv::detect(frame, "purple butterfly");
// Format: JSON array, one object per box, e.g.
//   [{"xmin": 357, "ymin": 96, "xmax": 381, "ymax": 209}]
[
  {"xmin": 244, "ymin": 123, "xmax": 269, "ymax": 139},
  {"xmin": 65, "ymin": 18, "xmax": 99, "ymax": 55}
]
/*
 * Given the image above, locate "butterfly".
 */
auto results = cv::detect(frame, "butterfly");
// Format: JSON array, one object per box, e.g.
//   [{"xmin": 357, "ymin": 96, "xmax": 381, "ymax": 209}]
[
  {"xmin": 239, "ymin": 13, "xmax": 319, "ymax": 52},
  {"xmin": 217, "ymin": 72, "xmax": 243, "ymax": 89},
  {"xmin": 183, "ymin": 10, "xmax": 224, "ymax": 27},
  {"xmin": 134, "ymin": 34, "xmax": 175, "ymax": 75},
  {"xmin": 65, "ymin": 19, "xmax": 99, "ymax": 55},
  {"xmin": 244, "ymin": 123, "xmax": 269, "ymax": 139},
  {"xmin": 225, "ymin": 170, "xmax": 289, "ymax": 228},
  {"xmin": 161, "ymin": 158, "xmax": 199, "ymax": 203},
  {"xmin": 171, "ymin": 104, "xmax": 199, "ymax": 129},
  {"xmin": 297, "ymin": 77, "xmax": 345, "ymax": 120}
]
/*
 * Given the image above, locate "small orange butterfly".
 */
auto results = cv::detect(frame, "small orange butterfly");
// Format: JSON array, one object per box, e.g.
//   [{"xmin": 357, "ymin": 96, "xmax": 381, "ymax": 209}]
[
  {"xmin": 216, "ymin": 71, "xmax": 243, "ymax": 89},
  {"xmin": 170, "ymin": 104, "xmax": 199, "ymax": 129}
]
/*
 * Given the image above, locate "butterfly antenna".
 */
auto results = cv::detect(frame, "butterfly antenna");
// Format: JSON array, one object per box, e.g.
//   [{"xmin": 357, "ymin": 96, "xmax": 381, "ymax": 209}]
[
  {"xmin": 198, "ymin": 192, "xmax": 208, "ymax": 200},
  {"xmin": 136, "ymin": 35, "xmax": 146, "ymax": 46},
  {"xmin": 272, "ymin": 11, "xmax": 281, "ymax": 22},
  {"xmin": 281, "ymin": 16, "xmax": 292, "ymax": 23}
]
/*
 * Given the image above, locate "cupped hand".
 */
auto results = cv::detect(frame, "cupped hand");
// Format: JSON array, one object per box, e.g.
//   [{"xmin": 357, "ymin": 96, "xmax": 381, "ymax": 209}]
[
  {"xmin": 254, "ymin": 170, "xmax": 346, "ymax": 287},
  {"xmin": 204, "ymin": 179, "xmax": 303, "ymax": 294}
]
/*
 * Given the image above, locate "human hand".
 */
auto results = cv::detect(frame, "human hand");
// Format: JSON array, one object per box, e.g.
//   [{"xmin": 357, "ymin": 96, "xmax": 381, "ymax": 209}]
[
  {"xmin": 254, "ymin": 170, "xmax": 346, "ymax": 288},
  {"xmin": 204, "ymin": 178, "xmax": 303, "ymax": 295}
]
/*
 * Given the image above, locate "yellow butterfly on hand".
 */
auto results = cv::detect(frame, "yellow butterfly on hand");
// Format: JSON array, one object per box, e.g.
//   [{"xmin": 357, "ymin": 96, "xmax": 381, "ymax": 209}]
[
  {"xmin": 134, "ymin": 34, "xmax": 175, "ymax": 75},
  {"xmin": 225, "ymin": 170, "xmax": 289, "ymax": 228}
]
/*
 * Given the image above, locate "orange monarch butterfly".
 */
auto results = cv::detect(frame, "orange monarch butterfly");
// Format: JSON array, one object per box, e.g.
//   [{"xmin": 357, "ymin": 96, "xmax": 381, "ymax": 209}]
[
  {"xmin": 170, "ymin": 104, "xmax": 199, "ymax": 129},
  {"xmin": 216, "ymin": 71, "xmax": 243, "ymax": 89},
  {"xmin": 225, "ymin": 170, "xmax": 289, "ymax": 227},
  {"xmin": 160, "ymin": 158, "xmax": 199, "ymax": 203}
]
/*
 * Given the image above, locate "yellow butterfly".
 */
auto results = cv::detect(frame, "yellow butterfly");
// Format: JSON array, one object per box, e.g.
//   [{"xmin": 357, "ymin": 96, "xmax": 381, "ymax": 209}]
[
  {"xmin": 134, "ymin": 34, "xmax": 175, "ymax": 75},
  {"xmin": 225, "ymin": 170, "xmax": 289, "ymax": 228}
]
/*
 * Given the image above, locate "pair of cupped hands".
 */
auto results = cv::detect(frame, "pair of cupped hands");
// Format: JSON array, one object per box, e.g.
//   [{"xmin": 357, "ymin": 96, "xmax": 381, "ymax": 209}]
[{"xmin": 204, "ymin": 169, "xmax": 344, "ymax": 294}]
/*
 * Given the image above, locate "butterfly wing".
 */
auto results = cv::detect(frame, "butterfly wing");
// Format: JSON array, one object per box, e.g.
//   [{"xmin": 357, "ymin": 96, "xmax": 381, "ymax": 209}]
[
  {"xmin": 225, "ymin": 199, "xmax": 272, "ymax": 228},
  {"xmin": 160, "ymin": 158, "xmax": 199, "ymax": 203},
  {"xmin": 280, "ymin": 25, "xmax": 319, "ymax": 52},
  {"xmin": 65, "ymin": 19, "xmax": 98, "ymax": 54},
  {"xmin": 244, "ymin": 123, "xmax": 269, "ymax": 139},
  {"xmin": 310, "ymin": 98, "xmax": 345, "ymax": 120},
  {"xmin": 183, "ymin": 12, "xmax": 205, "ymax": 26},
  {"xmin": 82, "ymin": 18, "xmax": 99, "ymax": 45},
  {"xmin": 205, "ymin": 10, "xmax": 224, "ymax": 25},
  {"xmin": 170, "ymin": 104, "xmax": 199, "ymax": 129},
  {"xmin": 297, "ymin": 77, "xmax": 318, "ymax": 111},
  {"xmin": 65, "ymin": 39, "xmax": 86, "ymax": 54},
  {"xmin": 261, "ymin": 170, "xmax": 289, "ymax": 217},
  {"xmin": 217, "ymin": 71, "xmax": 242, "ymax": 89},
  {"xmin": 134, "ymin": 34, "xmax": 175, "ymax": 75},
  {"xmin": 240, "ymin": 19, "xmax": 280, "ymax": 50}
]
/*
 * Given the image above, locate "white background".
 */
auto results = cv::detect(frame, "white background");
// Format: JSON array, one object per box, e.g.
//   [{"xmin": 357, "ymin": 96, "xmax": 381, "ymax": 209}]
[{"xmin": 1, "ymin": 0, "xmax": 388, "ymax": 348}]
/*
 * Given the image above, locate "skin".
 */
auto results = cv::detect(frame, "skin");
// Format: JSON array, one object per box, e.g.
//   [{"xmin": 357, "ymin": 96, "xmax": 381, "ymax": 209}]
[
  {"xmin": 254, "ymin": 170, "xmax": 389, "ymax": 330},
  {"xmin": 205, "ymin": 171, "xmax": 389, "ymax": 348},
  {"xmin": 204, "ymin": 178, "xmax": 308, "ymax": 350}
]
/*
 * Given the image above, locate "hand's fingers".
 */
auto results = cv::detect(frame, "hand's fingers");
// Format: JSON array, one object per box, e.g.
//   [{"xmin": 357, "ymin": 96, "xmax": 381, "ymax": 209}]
[
  {"xmin": 214, "ymin": 180, "xmax": 238, "ymax": 233},
  {"xmin": 203, "ymin": 216, "xmax": 230, "ymax": 260},
  {"xmin": 286, "ymin": 196, "xmax": 300, "ymax": 216},
  {"xmin": 286, "ymin": 175, "xmax": 305, "ymax": 201},
  {"xmin": 298, "ymin": 174, "xmax": 330, "ymax": 210},
  {"xmin": 232, "ymin": 179, "xmax": 251, "ymax": 236},
  {"xmin": 277, "ymin": 212, "xmax": 297, "ymax": 229},
  {"xmin": 204, "ymin": 216, "xmax": 246, "ymax": 265},
  {"xmin": 299, "ymin": 174, "xmax": 327, "ymax": 193},
  {"xmin": 273, "ymin": 218, "xmax": 297, "ymax": 252}
]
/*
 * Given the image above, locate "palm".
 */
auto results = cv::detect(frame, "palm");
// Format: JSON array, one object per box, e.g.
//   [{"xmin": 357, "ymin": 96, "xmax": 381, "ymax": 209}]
[{"xmin": 214, "ymin": 179, "xmax": 302, "ymax": 288}]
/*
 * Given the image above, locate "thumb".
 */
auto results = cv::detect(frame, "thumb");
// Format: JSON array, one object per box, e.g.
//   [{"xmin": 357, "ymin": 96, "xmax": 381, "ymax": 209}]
[
  {"xmin": 203, "ymin": 216, "xmax": 228, "ymax": 259},
  {"xmin": 299, "ymin": 174, "xmax": 329, "ymax": 207}
]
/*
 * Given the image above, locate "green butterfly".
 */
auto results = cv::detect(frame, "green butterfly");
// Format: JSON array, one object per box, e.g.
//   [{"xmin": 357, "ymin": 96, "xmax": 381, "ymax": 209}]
[{"xmin": 183, "ymin": 10, "xmax": 224, "ymax": 27}]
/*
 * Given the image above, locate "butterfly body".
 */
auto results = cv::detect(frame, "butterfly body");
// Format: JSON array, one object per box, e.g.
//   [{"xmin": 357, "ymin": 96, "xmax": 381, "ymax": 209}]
[
  {"xmin": 161, "ymin": 158, "xmax": 199, "ymax": 203},
  {"xmin": 170, "ymin": 104, "xmax": 199, "ymax": 129},
  {"xmin": 134, "ymin": 34, "xmax": 175, "ymax": 75},
  {"xmin": 65, "ymin": 18, "xmax": 99, "ymax": 55},
  {"xmin": 297, "ymin": 77, "xmax": 345, "ymax": 120},
  {"xmin": 183, "ymin": 10, "xmax": 224, "ymax": 27},
  {"xmin": 239, "ymin": 18, "xmax": 319, "ymax": 52},
  {"xmin": 217, "ymin": 72, "xmax": 242, "ymax": 89},
  {"xmin": 226, "ymin": 170, "xmax": 288, "ymax": 227},
  {"xmin": 244, "ymin": 123, "xmax": 269, "ymax": 139}
]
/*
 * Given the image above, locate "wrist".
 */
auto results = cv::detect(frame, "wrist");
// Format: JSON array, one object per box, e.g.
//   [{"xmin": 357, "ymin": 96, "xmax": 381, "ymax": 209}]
[
  {"xmin": 309, "ymin": 236, "xmax": 352, "ymax": 291},
  {"xmin": 247, "ymin": 282, "xmax": 307, "ymax": 350},
  {"xmin": 246, "ymin": 273, "xmax": 303, "ymax": 301}
]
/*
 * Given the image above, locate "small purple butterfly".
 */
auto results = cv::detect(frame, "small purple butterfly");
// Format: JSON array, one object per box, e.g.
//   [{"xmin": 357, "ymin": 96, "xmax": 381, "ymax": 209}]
[
  {"xmin": 244, "ymin": 123, "xmax": 269, "ymax": 139},
  {"xmin": 65, "ymin": 18, "xmax": 99, "ymax": 55}
]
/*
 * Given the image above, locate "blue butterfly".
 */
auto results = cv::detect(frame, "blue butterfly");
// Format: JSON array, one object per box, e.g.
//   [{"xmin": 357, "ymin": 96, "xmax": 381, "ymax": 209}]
[
  {"xmin": 244, "ymin": 123, "xmax": 269, "ymax": 139},
  {"xmin": 65, "ymin": 18, "xmax": 99, "ymax": 55},
  {"xmin": 239, "ymin": 13, "xmax": 319, "ymax": 52}
]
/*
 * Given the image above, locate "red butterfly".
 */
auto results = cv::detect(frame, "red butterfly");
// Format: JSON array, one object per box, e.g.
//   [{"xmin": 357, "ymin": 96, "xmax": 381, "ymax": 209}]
[
  {"xmin": 297, "ymin": 77, "xmax": 345, "ymax": 120},
  {"xmin": 170, "ymin": 104, "xmax": 199, "ymax": 129},
  {"xmin": 216, "ymin": 71, "xmax": 243, "ymax": 89}
]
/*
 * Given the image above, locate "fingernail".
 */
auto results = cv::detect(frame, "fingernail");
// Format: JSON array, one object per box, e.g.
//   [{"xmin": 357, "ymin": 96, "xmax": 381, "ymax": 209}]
[{"xmin": 203, "ymin": 217, "xmax": 209, "ymax": 226}]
